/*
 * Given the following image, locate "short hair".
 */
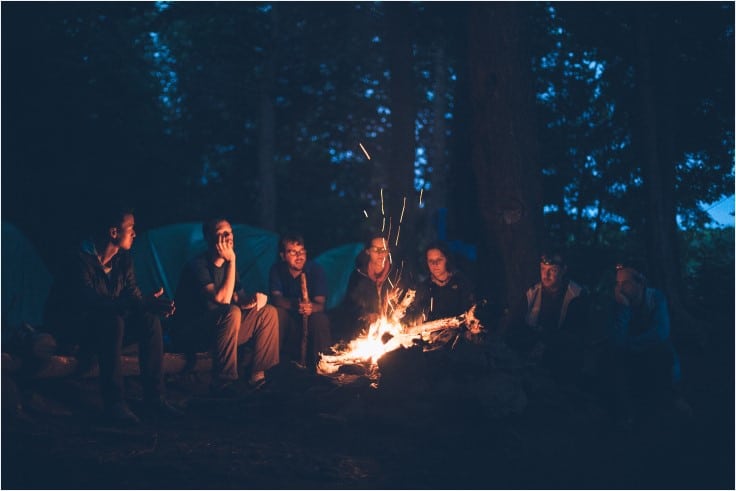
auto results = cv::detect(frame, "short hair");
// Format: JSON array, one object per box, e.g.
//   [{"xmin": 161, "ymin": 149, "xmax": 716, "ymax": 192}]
[
  {"xmin": 92, "ymin": 203, "xmax": 134, "ymax": 237},
  {"xmin": 202, "ymin": 217, "xmax": 229, "ymax": 243},
  {"xmin": 279, "ymin": 232, "xmax": 305, "ymax": 253},
  {"xmin": 540, "ymin": 249, "xmax": 566, "ymax": 267},
  {"xmin": 616, "ymin": 257, "xmax": 648, "ymax": 284}
]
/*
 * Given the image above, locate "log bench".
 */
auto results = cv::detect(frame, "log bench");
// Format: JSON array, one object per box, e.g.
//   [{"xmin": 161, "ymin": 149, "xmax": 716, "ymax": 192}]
[{"xmin": 2, "ymin": 350, "xmax": 214, "ymax": 379}]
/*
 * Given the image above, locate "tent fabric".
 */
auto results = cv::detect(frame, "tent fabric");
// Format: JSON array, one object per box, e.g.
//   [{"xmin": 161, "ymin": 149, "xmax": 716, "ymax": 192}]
[
  {"xmin": 133, "ymin": 223, "xmax": 362, "ymax": 311},
  {"xmin": 314, "ymin": 242, "xmax": 364, "ymax": 310},
  {"xmin": 133, "ymin": 222, "xmax": 280, "ymax": 300},
  {"xmin": 1, "ymin": 222, "xmax": 53, "ymax": 328},
  {"xmin": 2, "ymin": 220, "xmax": 361, "ymax": 329}
]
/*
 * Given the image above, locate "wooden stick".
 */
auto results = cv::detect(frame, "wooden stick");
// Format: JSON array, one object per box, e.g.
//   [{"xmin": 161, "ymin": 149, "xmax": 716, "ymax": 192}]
[{"xmin": 299, "ymin": 272, "xmax": 309, "ymax": 368}]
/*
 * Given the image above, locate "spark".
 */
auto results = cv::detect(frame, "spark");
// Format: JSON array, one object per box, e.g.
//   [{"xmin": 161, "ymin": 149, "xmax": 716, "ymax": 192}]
[
  {"xmin": 380, "ymin": 188, "xmax": 385, "ymax": 215},
  {"xmin": 386, "ymin": 217, "xmax": 392, "ymax": 244},
  {"xmin": 430, "ymin": 296, "xmax": 434, "ymax": 312},
  {"xmin": 419, "ymin": 188, "xmax": 424, "ymax": 206},
  {"xmin": 363, "ymin": 209, "xmax": 369, "ymax": 218},
  {"xmin": 387, "ymin": 276, "xmax": 394, "ymax": 289},
  {"xmin": 399, "ymin": 196, "xmax": 406, "ymax": 223},
  {"xmin": 395, "ymin": 225, "xmax": 401, "ymax": 246},
  {"xmin": 381, "ymin": 217, "xmax": 385, "ymax": 232},
  {"xmin": 359, "ymin": 142, "xmax": 371, "ymax": 160}
]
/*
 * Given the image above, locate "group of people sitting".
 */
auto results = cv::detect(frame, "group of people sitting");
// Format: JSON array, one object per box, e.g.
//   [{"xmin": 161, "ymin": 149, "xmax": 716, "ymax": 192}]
[{"xmin": 41, "ymin": 206, "xmax": 684, "ymax": 428}]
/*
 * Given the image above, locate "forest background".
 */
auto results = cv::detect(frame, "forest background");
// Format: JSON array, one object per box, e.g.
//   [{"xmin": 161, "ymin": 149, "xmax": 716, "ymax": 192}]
[{"xmin": 2, "ymin": 2, "xmax": 734, "ymax": 346}]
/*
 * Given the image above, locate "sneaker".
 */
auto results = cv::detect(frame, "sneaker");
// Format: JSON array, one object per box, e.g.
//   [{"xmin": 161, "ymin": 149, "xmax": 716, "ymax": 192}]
[{"xmin": 106, "ymin": 402, "xmax": 140, "ymax": 426}]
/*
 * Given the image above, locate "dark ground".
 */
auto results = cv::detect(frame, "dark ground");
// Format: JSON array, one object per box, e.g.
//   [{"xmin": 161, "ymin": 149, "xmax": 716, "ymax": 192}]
[{"xmin": 2, "ymin": 333, "xmax": 733, "ymax": 490}]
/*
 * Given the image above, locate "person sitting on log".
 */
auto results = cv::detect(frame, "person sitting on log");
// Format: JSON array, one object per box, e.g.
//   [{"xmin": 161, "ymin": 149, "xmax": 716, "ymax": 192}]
[
  {"xmin": 43, "ymin": 204, "xmax": 180, "ymax": 425},
  {"xmin": 335, "ymin": 231, "xmax": 402, "ymax": 340},
  {"xmin": 407, "ymin": 241, "xmax": 476, "ymax": 323},
  {"xmin": 170, "ymin": 218, "xmax": 279, "ymax": 396},
  {"xmin": 602, "ymin": 258, "xmax": 689, "ymax": 428},
  {"xmin": 504, "ymin": 249, "xmax": 590, "ymax": 383},
  {"xmin": 268, "ymin": 232, "xmax": 332, "ymax": 370}
]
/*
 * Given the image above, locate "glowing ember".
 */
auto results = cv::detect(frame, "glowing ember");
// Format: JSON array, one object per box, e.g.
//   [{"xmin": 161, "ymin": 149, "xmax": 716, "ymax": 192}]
[
  {"xmin": 317, "ymin": 316, "xmax": 419, "ymax": 376},
  {"xmin": 359, "ymin": 142, "xmax": 371, "ymax": 160},
  {"xmin": 317, "ymin": 302, "xmax": 483, "ymax": 382}
]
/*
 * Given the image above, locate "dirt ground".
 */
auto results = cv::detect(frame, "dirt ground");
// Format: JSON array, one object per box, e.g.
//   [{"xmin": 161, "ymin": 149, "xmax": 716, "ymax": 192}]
[{"xmin": 2, "ymin": 335, "xmax": 733, "ymax": 490}]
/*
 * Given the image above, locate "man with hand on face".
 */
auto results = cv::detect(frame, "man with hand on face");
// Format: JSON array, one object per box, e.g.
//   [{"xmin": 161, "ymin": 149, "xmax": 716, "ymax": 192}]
[
  {"xmin": 269, "ymin": 233, "xmax": 331, "ymax": 370},
  {"xmin": 44, "ymin": 205, "xmax": 179, "ymax": 425},
  {"xmin": 505, "ymin": 250, "xmax": 590, "ymax": 382},
  {"xmin": 172, "ymin": 218, "xmax": 279, "ymax": 396},
  {"xmin": 607, "ymin": 259, "xmax": 686, "ymax": 427}
]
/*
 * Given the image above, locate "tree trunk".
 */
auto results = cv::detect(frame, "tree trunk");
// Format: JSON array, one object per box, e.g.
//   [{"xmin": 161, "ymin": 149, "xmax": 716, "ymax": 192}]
[
  {"xmin": 425, "ymin": 45, "xmax": 449, "ymax": 241},
  {"xmin": 467, "ymin": 3, "xmax": 543, "ymax": 309},
  {"xmin": 633, "ymin": 8, "xmax": 705, "ymax": 346},
  {"xmin": 385, "ymin": 2, "xmax": 417, "ymax": 255},
  {"xmin": 257, "ymin": 5, "xmax": 278, "ymax": 231}
]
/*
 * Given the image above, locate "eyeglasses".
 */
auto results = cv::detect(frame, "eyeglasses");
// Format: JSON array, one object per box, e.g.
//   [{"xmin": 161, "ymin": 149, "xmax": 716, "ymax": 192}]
[
  {"xmin": 370, "ymin": 247, "xmax": 389, "ymax": 254},
  {"xmin": 286, "ymin": 249, "xmax": 306, "ymax": 258}
]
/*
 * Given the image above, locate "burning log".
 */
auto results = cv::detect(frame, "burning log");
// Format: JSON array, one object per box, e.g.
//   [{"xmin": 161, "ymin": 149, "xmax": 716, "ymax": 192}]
[{"xmin": 317, "ymin": 304, "xmax": 484, "ymax": 384}]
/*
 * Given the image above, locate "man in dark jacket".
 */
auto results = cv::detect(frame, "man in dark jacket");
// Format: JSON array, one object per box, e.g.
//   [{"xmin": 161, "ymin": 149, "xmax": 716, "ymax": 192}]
[
  {"xmin": 44, "ymin": 206, "xmax": 179, "ymax": 425},
  {"xmin": 505, "ymin": 250, "xmax": 590, "ymax": 382}
]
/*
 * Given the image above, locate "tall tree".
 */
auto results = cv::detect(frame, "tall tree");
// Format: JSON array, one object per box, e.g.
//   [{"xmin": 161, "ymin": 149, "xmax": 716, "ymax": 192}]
[{"xmin": 467, "ymin": 3, "xmax": 544, "ymax": 308}]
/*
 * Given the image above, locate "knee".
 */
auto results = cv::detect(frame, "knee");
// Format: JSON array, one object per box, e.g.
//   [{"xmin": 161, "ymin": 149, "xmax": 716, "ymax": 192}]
[
  {"xmin": 260, "ymin": 305, "xmax": 278, "ymax": 326},
  {"xmin": 220, "ymin": 305, "xmax": 242, "ymax": 326}
]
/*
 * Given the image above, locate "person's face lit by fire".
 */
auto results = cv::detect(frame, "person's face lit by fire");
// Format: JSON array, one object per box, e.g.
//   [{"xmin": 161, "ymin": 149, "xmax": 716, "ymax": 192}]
[
  {"xmin": 540, "ymin": 262, "xmax": 565, "ymax": 292},
  {"xmin": 615, "ymin": 267, "xmax": 644, "ymax": 306},
  {"xmin": 281, "ymin": 240, "xmax": 307, "ymax": 273},
  {"xmin": 366, "ymin": 237, "xmax": 389, "ymax": 268},
  {"xmin": 426, "ymin": 248, "xmax": 448, "ymax": 280},
  {"xmin": 111, "ymin": 214, "xmax": 136, "ymax": 251}
]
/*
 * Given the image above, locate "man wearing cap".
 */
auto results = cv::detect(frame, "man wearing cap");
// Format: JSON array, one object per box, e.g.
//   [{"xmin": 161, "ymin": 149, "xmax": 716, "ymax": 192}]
[
  {"xmin": 607, "ymin": 259, "xmax": 686, "ymax": 427},
  {"xmin": 505, "ymin": 250, "xmax": 590, "ymax": 382}
]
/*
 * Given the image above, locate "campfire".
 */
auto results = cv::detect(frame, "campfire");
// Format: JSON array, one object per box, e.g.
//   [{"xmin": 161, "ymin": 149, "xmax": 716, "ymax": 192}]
[
  {"xmin": 317, "ymin": 295, "xmax": 483, "ymax": 385},
  {"xmin": 317, "ymin": 184, "xmax": 484, "ymax": 385}
]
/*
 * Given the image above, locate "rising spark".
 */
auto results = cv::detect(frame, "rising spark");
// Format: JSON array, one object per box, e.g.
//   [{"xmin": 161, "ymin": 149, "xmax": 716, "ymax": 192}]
[
  {"xmin": 419, "ymin": 188, "xmax": 424, "ymax": 206},
  {"xmin": 380, "ymin": 188, "xmax": 385, "ymax": 215},
  {"xmin": 399, "ymin": 196, "xmax": 406, "ymax": 223},
  {"xmin": 395, "ymin": 225, "xmax": 401, "ymax": 246},
  {"xmin": 359, "ymin": 142, "xmax": 371, "ymax": 160},
  {"xmin": 363, "ymin": 209, "xmax": 369, "ymax": 218}
]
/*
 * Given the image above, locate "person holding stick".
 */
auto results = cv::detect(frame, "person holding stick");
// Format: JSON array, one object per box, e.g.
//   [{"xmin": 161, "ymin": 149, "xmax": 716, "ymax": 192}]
[{"xmin": 269, "ymin": 232, "xmax": 332, "ymax": 370}]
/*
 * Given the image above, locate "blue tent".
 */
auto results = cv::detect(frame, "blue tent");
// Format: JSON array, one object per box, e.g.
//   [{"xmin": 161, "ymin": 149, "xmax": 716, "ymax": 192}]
[{"xmin": 1, "ymin": 222, "xmax": 53, "ymax": 328}]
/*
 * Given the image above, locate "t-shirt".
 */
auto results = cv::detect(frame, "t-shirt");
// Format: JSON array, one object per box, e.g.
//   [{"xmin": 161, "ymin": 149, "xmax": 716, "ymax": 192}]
[
  {"xmin": 174, "ymin": 252, "xmax": 242, "ymax": 320},
  {"xmin": 269, "ymin": 260, "xmax": 328, "ymax": 302}
]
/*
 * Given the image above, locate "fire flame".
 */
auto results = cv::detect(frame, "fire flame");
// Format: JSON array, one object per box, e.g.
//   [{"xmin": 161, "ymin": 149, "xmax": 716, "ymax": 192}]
[
  {"xmin": 317, "ymin": 316, "xmax": 419, "ymax": 376},
  {"xmin": 317, "ymin": 303, "xmax": 483, "ymax": 379}
]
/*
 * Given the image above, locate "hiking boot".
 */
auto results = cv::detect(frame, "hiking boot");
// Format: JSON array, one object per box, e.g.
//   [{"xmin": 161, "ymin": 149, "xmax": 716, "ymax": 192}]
[{"xmin": 106, "ymin": 402, "xmax": 140, "ymax": 426}]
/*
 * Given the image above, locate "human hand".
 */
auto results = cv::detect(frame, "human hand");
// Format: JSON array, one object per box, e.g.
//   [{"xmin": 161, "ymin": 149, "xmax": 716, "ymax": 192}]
[
  {"xmin": 298, "ymin": 300, "xmax": 313, "ymax": 316},
  {"xmin": 614, "ymin": 285, "xmax": 630, "ymax": 306},
  {"xmin": 147, "ymin": 287, "xmax": 176, "ymax": 317},
  {"xmin": 216, "ymin": 234, "xmax": 236, "ymax": 262}
]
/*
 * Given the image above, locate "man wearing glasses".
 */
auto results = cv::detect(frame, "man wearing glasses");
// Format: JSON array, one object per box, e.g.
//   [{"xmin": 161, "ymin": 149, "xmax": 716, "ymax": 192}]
[
  {"xmin": 172, "ymin": 218, "xmax": 279, "ymax": 395},
  {"xmin": 269, "ymin": 233, "xmax": 331, "ymax": 370}
]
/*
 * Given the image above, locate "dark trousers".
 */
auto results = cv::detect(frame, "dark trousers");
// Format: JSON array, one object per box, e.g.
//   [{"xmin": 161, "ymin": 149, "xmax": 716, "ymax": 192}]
[
  {"xmin": 66, "ymin": 311, "xmax": 164, "ymax": 407},
  {"xmin": 605, "ymin": 343, "xmax": 675, "ymax": 418},
  {"xmin": 172, "ymin": 304, "xmax": 280, "ymax": 383},
  {"xmin": 276, "ymin": 307, "xmax": 332, "ymax": 367}
]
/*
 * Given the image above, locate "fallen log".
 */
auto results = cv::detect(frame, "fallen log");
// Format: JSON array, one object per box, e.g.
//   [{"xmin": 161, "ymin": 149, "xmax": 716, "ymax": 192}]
[{"xmin": 3, "ymin": 351, "xmax": 213, "ymax": 379}]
